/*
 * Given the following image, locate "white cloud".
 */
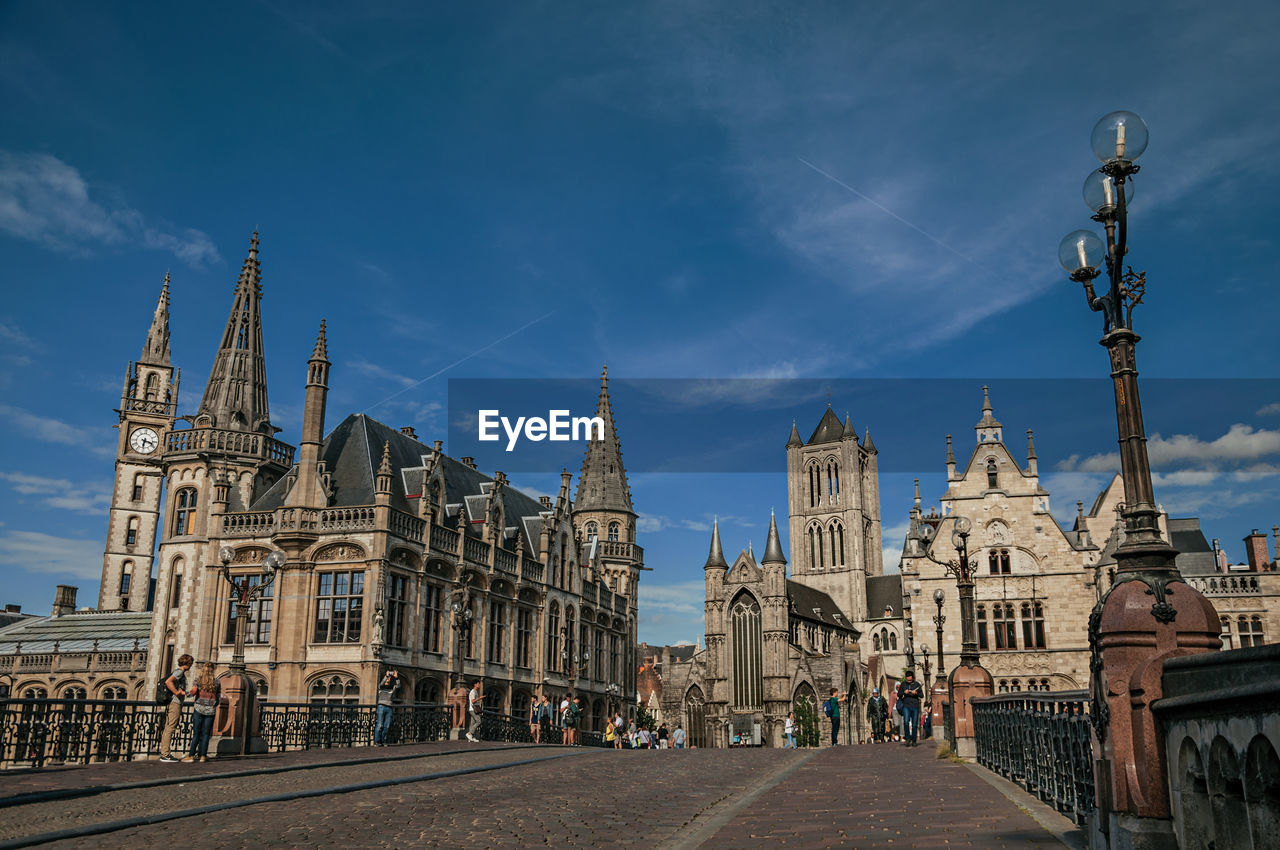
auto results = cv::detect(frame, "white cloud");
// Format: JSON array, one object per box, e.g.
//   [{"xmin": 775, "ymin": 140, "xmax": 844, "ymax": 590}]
[
  {"xmin": 1057, "ymin": 424, "xmax": 1280, "ymax": 474},
  {"xmin": 0, "ymin": 530, "xmax": 102, "ymax": 580},
  {"xmin": 881, "ymin": 521, "xmax": 911, "ymax": 573},
  {"xmin": 0, "ymin": 151, "xmax": 220, "ymax": 267},
  {"xmin": 0, "ymin": 404, "xmax": 114, "ymax": 458},
  {"xmin": 0, "ymin": 471, "xmax": 112, "ymax": 514},
  {"xmin": 1258, "ymin": 403, "xmax": 1280, "ymax": 417},
  {"xmin": 638, "ymin": 581, "xmax": 706, "ymax": 619}
]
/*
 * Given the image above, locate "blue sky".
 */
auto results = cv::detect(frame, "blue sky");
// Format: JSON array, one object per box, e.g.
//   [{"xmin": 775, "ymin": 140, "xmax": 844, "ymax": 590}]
[{"xmin": 2, "ymin": 1, "xmax": 1278, "ymax": 644}]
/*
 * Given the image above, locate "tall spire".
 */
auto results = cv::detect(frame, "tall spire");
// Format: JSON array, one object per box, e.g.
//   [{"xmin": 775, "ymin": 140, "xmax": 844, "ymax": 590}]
[
  {"xmin": 705, "ymin": 517, "xmax": 728, "ymax": 569},
  {"xmin": 1026, "ymin": 428, "xmax": 1038, "ymax": 475},
  {"xmin": 762, "ymin": 510, "xmax": 786, "ymax": 565},
  {"xmin": 786, "ymin": 419, "xmax": 803, "ymax": 448},
  {"xmin": 196, "ymin": 231, "xmax": 275, "ymax": 433},
  {"xmin": 574, "ymin": 365, "xmax": 634, "ymax": 515},
  {"xmin": 975, "ymin": 385, "xmax": 1002, "ymax": 443},
  {"xmin": 140, "ymin": 272, "xmax": 172, "ymax": 365}
]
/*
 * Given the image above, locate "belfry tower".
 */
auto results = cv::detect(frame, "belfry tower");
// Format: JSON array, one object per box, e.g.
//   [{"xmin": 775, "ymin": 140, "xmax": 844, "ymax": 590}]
[{"xmin": 100, "ymin": 274, "xmax": 179, "ymax": 611}]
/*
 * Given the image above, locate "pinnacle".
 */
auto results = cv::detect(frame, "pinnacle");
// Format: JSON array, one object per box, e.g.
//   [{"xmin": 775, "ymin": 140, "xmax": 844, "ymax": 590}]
[
  {"xmin": 312, "ymin": 319, "xmax": 329, "ymax": 360},
  {"xmin": 705, "ymin": 517, "xmax": 728, "ymax": 569},
  {"xmin": 762, "ymin": 510, "xmax": 786, "ymax": 565}
]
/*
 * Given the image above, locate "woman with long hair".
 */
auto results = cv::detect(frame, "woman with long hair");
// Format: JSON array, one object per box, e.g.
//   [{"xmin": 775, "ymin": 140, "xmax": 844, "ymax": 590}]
[{"xmin": 185, "ymin": 663, "xmax": 221, "ymax": 763}]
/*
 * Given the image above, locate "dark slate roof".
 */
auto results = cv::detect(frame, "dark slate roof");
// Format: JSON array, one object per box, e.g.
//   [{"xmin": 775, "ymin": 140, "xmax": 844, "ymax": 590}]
[
  {"xmin": 807, "ymin": 406, "xmax": 846, "ymax": 445},
  {"xmin": 866, "ymin": 574, "xmax": 904, "ymax": 619},
  {"xmin": 0, "ymin": 611, "xmax": 153, "ymax": 653},
  {"xmin": 1169, "ymin": 517, "xmax": 1219, "ymax": 576},
  {"xmin": 251, "ymin": 413, "xmax": 553, "ymax": 551},
  {"xmin": 786, "ymin": 580, "xmax": 856, "ymax": 633}
]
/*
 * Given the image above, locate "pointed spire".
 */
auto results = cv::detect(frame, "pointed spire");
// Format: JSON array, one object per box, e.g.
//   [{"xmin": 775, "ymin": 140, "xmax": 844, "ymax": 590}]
[
  {"xmin": 863, "ymin": 427, "xmax": 877, "ymax": 454},
  {"xmin": 196, "ymin": 231, "xmax": 274, "ymax": 433},
  {"xmin": 1026, "ymin": 428, "xmax": 1038, "ymax": 475},
  {"xmin": 375, "ymin": 441, "xmax": 393, "ymax": 497},
  {"xmin": 913, "ymin": 478, "xmax": 921, "ymax": 508},
  {"xmin": 748, "ymin": 540, "xmax": 754, "ymax": 559},
  {"xmin": 842, "ymin": 412, "xmax": 857, "ymax": 439},
  {"xmin": 574, "ymin": 365, "xmax": 634, "ymax": 515},
  {"xmin": 975, "ymin": 385, "xmax": 1002, "ymax": 443},
  {"xmin": 808, "ymin": 407, "xmax": 845, "ymax": 445},
  {"xmin": 762, "ymin": 510, "xmax": 786, "ymax": 565},
  {"xmin": 312, "ymin": 319, "xmax": 328, "ymax": 360},
  {"xmin": 786, "ymin": 419, "xmax": 803, "ymax": 448},
  {"xmin": 705, "ymin": 517, "xmax": 728, "ymax": 570},
  {"xmin": 140, "ymin": 272, "xmax": 172, "ymax": 365}
]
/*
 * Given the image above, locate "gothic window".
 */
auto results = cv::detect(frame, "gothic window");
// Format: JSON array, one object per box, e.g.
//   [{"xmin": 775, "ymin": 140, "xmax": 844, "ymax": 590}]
[
  {"xmin": 558, "ymin": 534, "xmax": 568, "ymax": 587},
  {"xmin": 125, "ymin": 516, "xmax": 139, "ymax": 546},
  {"xmin": 1032, "ymin": 602, "xmax": 1046, "ymax": 648},
  {"xmin": 586, "ymin": 522, "xmax": 598, "ymax": 541},
  {"xmin": 385, "ymin": 573, "xmax": 409, "ymax": 647},
  {"xmin": 608, "ymin": 522, "xmax": 619, "ymax": 542},
  {"xmin": 594, "ymin": 629, "xmax": 606, "ymax": 680},
  {"xmin": 24, "ymin": 687, "xmax": 47, "ymax": 699},
  {"xmin": 873, "ymin": 632, "xmax": 881, "ymax": 652},
  {"xmin": 977, "ymin": 605, "xmax": 989, "ymax": 651},
  {"xmin": 815, "ymin": 524, "xmax": 825, "ymax": 569},
  {"xmin": 564, "ymin": 607, "xmax": 577, "ymax": 672},
  {"xmin": 808, "ymin": 526, "xmax": 817, "ymax": 570},
  {"xmin": 170, "ymin": 557, "xmax": 183, "ymax": 608},
  {"xmin": 131, "ymin": 473, "xmax": 144, "ymax": 502},
  {"xmin": 487, "ymin": 600, "xmax": 507, "ymax": 663},
  {"xmin": 808, "ymin": 463, "xmax": 818, "ymax": 508},
  {"xmin": 829, "ymin": 525, "xmax": 838, "ymax": 567},
  {"xmin": 422, "ymin": 584, "xmax": 443, "ymax": 653},
  {"xmin": 838, "ymin": 525, "xmax": 846, "ymax": 566},
  {"xmin": 226, "ymin": 574, "xmax": 273, "ymax": 645},
  {"xmin": 119, "ymin": 561, "xmax": 133, "ymax": 596},
  {"xmin": 988, "ymin": 549, "xmax": 1011, "ymax": 575},
  {"xmin": 144, "ymin": 372, "xmax": 158, "ymax": 400},
  {"xmin": 309, "ymin": 675, "xmax": 359, "ymax": 705},
  {"xmin": 514, "ymin": 607, "xmax": 533, "ymax": 668},
  {"xmin": 686, "ymin": 686, "xmax": 707, "ymax": 749},
  {"xmin": 987, "ymin": 459, "xmax": 998, "ymax": 489},
  {"xmin": 992, "ymin": 603, "xmax": 1016, "ymax": 650},
  {"xmin": 61, "ymin": 685, "xmax": 87, "ymax": 700},
  {"xmin": 889, "ymin": 630, "xmax": 897, "ymax": 651},
  {"xmin": 101, "ymin": 685, "xmax": 128, "ymax": 701},
  {"xmin": 416, "ymin": 678, "xmax": 442, "ymax": 704},
  {"xmin": 547, "ymin": 603, "xmax": 561, "ymax": 672},
  {"xmin": 313, "ymin": 570, "xmax": 364, "ymax": 643},
  {"xmin": 610, "ymin": 635, "xmax": 620, "ymax": 685},
  {"xmin": 1021, "ymin": 603, "xmax": 1033, "ymax": 648},
  {"xmin": 731, "ymin": 593, "xmax": 764, "ymax": 709},
  {"xmin": 830, "ymin": 461, "xmax": 840, "ymax": 501},
  {"xmin": 1220, "ymin": 616, "xmax": 1233, "ymax": 650},
  {"xmin": 173, "ymin": 488, "xmax": 198, "ymax": 537}
]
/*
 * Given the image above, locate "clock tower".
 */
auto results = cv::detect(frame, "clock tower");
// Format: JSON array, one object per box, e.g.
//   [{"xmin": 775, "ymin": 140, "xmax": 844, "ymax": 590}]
[{"xmin": 100, "ymin": 274, "xmax": 179, "ymax": 611}]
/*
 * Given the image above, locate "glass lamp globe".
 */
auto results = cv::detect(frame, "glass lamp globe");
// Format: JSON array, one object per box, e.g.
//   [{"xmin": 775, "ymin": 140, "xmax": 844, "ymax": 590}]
[
  {"xmin": 933, "ymin": 588, "xmax": 945, "ymax": 605},
  {"xmin": 218, "ymin": 545, "xmax": 236, "ymax": 565},
  {"xmin": 1058, "ymin": 230, "xmax": 1105, "ymax": 273},
  {"xmin": 263, "ymin": 550, "xmax": 286, "ymax": 574},
  {"xmin": 1091, "ymin": 111, "xmax": 1148, "ymax": 163},
  {"xmin": 953, "ymin": 516, "xmax": 972, "ymax": 536},
  {"xmin": 1083, "ymin": 169, "xmax": 1135, "ymax": 214}
]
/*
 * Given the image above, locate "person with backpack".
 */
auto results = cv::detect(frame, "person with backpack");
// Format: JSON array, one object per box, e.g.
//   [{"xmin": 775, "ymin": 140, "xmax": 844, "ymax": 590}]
[
  {"xmin": 824, "ymin": 688, "xmax": 845, "ymax": 746},
  {"xmin": 157, "ymin": 653, "xmax": 193, "ymax": 763},
  {"xmin": 183, "ymin": 662, "xmax": 221, "ymax": 762}
]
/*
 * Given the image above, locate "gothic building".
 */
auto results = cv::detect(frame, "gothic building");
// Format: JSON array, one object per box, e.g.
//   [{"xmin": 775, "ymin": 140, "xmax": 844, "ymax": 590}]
[{"xmin": 97, "ymin": 234, "xmax": 642, "ymax": 722}]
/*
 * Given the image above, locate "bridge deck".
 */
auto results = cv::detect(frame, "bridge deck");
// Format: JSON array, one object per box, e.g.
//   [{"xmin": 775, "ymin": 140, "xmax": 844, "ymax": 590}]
[{"xmin": 0, "ymin": 741, "xmax": 1081, "ymax": 848}]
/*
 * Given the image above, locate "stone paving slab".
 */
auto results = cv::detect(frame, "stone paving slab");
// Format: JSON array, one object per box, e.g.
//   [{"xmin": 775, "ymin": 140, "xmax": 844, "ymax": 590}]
[{"xmin": 701, "ymin": 743, "xmax": 1072, "ymax": 848}]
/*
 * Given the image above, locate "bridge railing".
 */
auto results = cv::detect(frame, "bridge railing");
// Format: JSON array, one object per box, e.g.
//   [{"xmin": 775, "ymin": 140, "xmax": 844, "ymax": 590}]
[
  {"xmin": 971, "ymin": 690, "xmax": 1094, "ymax": 825},
  {"xmin": 258, "ymin": 702, "xmax": 452, "ymax": 751},
  {"xmin": 0, "ymin": 698, "xmax": 190, "ymax": 769}
]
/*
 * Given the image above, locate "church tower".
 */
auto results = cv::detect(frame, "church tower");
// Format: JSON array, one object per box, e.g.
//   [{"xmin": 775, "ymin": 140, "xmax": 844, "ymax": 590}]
[
  {"xmin": 100, "ymin": 274, "xmax": 179, "ymax": 611},
  {"xmin": 573, "ymin": 366, "xmax": 642, "ymax": 597},
  {"xmin": 146, "ymin": 233, "xmax": 294, "ymax": 684},
  {"xmin": 785, "ymin": 406, "xmax": 883, "ymax": 622}
]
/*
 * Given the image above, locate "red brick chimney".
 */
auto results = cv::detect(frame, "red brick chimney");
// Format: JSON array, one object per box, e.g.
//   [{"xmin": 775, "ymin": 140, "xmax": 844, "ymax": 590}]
[{"xmin": 1243, "ymin": 529, "xmax": 1269, "ymax": 572}]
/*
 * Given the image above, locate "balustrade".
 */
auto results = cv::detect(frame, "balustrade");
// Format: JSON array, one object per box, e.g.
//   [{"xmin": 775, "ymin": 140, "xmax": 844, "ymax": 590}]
[
  {"xmin": 430, "ymin": 524, "xmax": 459, "ymax": 553},
  {"xmin": 0, "ymin": 699, "xmax": 189, "ymax": 768},
  {"xmin": 319, "ymin": 506, "xmax": 376, "ymax": 532},
  {"xmin": 163, "ymin": 428, "xmax": 294, "ymax": 466},
  {"xmin": 971, "ymin": 690, "xmax": 1093, "ymax": 825},
  {"xmin": 1187, "ymin": 574, "xmax": 1261, "ymax": 596},
  {"xmin": 521, "ymin": 560, "xmax": 544, "ymax": 583},
  {"xmin": 494, "ymin": 548, "xmax": 518, "ymax": 574},
  {"xmin": 463, "ymin": 537, "xmax": 491, "ymax": 565},
  {"xmin": 389, "ymin": 510, "xmax": 425, "ymax": 543},
  {"xmin": 222, "ymin": 510, "xmax": 276, "ymax": 537}
]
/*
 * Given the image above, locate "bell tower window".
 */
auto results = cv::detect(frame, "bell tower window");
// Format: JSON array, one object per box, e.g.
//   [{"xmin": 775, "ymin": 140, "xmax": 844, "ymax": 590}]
[{"xmin": 173, "ymin": 488, "xmax": 198, "ymax": 536}]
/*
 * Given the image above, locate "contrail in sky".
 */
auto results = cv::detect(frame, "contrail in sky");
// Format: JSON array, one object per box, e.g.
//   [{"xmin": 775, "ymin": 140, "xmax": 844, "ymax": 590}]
[
  {"xmin": 362, "ymin": 310, "xmax": 558, "ymax": 413},
  {"xmin": 796, "ymin": 157, "xmax": 994, "ymax": 274}
]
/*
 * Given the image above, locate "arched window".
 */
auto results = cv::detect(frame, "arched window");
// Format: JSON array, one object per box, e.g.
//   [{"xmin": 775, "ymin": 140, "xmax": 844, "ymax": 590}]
[
  {"xmin": 731, "ymin": 593, "xmax": 763, "ymax": 709},
  {"xmin": 889, "ymin": 631, "xmax": 897, "ymax": 651},
  {"xmin": 101, "ymin": 685, "xmax": 128, "ymax": 701},
  {"xmin": 170, "ymin": 557, "xmax": 184, "ymax": 608},
  {"xmin": 24, "ymin": 687, "xmax": 47, "ymax": 699},
  {"xmin": 607, "ymin": 522, "xmax": 619, "ymax": 542},
  {"xmin": 686, "ymin": 686, "xmax": 707, "ymax": 749},
  {"xmin": 988, "ymin": 549, "xmax": 1011, "ymax": 575},
  {"xmin": 416, "ymin": 678, "xmax": 442, "ymax": 704},
  {"xmin": 125, "ymin": 516, "xmax": 139, "ymax": 546},
  {"xmin": 309, "ymin": 675, "xmax": 359, "ymax": 705},
  {"xmin": 483, "ymin": 687, "xmax": 505, "ymax": 713},
  {"xmin": 837, "ymin": 525, "xmax": 845, "ymax": 566},
  {"xmin": 808, "ymin": 527, "xmax": 817, "ymax": 570},
  {"xmin": 977, "ymin": 604, "xmax": 989, "ymax": 651},
  {"xmin": 808, "ymin": 464, "xmax": 818, "ymax": 508},
  {"xmin": 547, "ymin": 603, "xmax": 561, "ymax": 673},
  {"xmin": 873, "ymin": 632, "xmax": 881, "ymax": 652},
  {"xmin": 173, "ymin": 488, "xmax": 198, "ymax": 536},
  {"xmin": 814, "ymin": 524, "xmax": 825, "ymax": 570},
  {"xmin": 1032, "ymin": 602, "xmax": 1046, "ymax": 648},
  {"xmin": 131, "ymin": 473, "xmax": 144, "ymax": 502},
  {"xmin": 986, "ymin": 459, "xmax": 998, "ymax": 489},
  {"xmin": 585, "ymin": 522, "xmax": 598, "ymax": 541},
  {"xmin": 829, "ymin": 525, "xmax": 838, "ymax": 567},
  {"xmin": 144, "ymin": 372, "xmax": 159, "ymax": 400},
  {"xmin": 564, "ymin": 607, "xmax": 577, "ymax": 672},
  {"xmin": 829, "ymin": 461, "xmax": 840, "ymax": 501},
  {"xmin": 119, "ymin": 561, "xmax": 133, "ymax": 596},
  {"xmin": 61, "ymin": 685, "xmax": 87, "ymax": 700}
]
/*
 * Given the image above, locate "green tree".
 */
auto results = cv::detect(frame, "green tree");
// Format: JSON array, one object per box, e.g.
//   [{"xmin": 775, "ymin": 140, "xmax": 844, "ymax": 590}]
[
  {"xmin": 793, "ymin": 698, "xmax": 821, "ymax": 748},
  {"xmin": 635, "ymin": 704, "xmax": 657, "ymax": 730}
]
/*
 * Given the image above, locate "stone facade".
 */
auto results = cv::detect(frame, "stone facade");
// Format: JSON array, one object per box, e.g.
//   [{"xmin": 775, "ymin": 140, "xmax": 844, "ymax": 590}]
[{"xmin": 99, "ymin": 236, "xmax": 641, "ymax": 725}]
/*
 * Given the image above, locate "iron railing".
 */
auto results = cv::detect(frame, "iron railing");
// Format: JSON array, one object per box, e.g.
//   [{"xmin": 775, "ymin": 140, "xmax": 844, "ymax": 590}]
[
  {"xmin": 0, "ymin": 698, "xmax": 190, "ymax": 769},
  {"xmin": 258, "ymin": 702, "xmax": 452, "ymax": 751},
  {"xmin": 971, "ymin": 690, "xmax": 1094, "ymax": 825}
]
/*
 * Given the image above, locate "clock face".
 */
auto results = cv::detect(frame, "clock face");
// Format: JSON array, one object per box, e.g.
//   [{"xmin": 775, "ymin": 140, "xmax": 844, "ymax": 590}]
[{"xmin": 129, "ymin": 427, "xmax": 160, "ymax": 455}]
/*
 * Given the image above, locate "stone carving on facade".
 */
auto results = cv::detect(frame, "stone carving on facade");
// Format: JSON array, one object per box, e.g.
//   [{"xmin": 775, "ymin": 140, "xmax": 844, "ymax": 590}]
[
  {"xmin": 314, "ymin": 543, "xmax": 364, "ymax": 562},
  {"xmin": 233, "ymin": 547, "xmax": 268, "ymax": 565}
]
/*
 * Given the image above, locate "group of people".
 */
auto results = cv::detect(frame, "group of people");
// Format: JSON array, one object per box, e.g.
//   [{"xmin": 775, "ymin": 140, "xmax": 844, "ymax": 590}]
[
  {"xmin": 527, "ymin": 693, "xmax": 586, "ymax": 744},
  {"xmin": 780, "ymin": 671, "xmax": 930, "ymax": 749}
]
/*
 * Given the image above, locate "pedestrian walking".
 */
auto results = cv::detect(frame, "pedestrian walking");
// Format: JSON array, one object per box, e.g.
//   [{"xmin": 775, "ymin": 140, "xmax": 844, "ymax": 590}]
[
  {"xmin": 783, "ymin": 711, "xmax": 797, "ymax": 749},
  {"xmin": 374, "ymin": 669, "xmax": 400, "ymax": 746},
  {"xmin": 529, "ymin": 696, "xmax": 542, "ymax": 743},
  {"xmin": 657, "ymin": 722, "xmax": 669, "ymax": 749},
  {"xmin": 466, "ymin": 680, "xmax": 483, "ymax": 742},
  {"xmin": 824, "ymin": 688, "xmax": 844, "ymax": 746},
  {"xmin": 158, "ymin": 653, "xmax": 193, "ymax": 762},
  {"xmin": 613, "ymin": 713, "xmax": 625, "ymax": 750},
  {"xmin": 560, "ymin": 695, "xmax": 572, "ymax": 744},
  {"xmin": 866, "ymin": 689, "xmax": 889, "ymax": 743},
  {"xmin": 896, "ymin": 671, "xmax": 925, "ymax": 746},
  {"xmin": 672, "ymin": 722, "xmax": 686, "ymax": 749},
  {"xmin": 183, "ymin": 662, "xmax": 220, "ymax": 763}
]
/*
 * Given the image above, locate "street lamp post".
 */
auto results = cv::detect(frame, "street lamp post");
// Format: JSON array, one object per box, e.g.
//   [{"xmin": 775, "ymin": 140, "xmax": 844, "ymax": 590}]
[
  {"xmin": 1057, "ymin": 112, "xmax": 1219, "ymax": 844},
  {"xmin": 932, "ymin": 589, "xmax": 946, "ymax": 689},
  {"xmin": 449, "ymin": 574, "xmax": 474, "ymax": 690},
  {"xmin": 217, "ymin": 545, "xmax": 285, "ymax": 756}
]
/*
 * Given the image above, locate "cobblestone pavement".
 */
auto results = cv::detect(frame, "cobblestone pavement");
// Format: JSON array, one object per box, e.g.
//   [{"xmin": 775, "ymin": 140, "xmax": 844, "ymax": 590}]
[{"xmin": 7, "ymin": 741, "xmax": 1077, "ymax": 849}]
